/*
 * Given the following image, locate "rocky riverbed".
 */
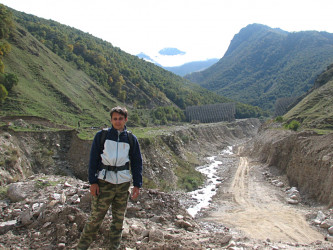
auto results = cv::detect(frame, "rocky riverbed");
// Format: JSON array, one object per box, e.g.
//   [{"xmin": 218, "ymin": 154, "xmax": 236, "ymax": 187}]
[{"xmin": 1, "ymin": 148, "xmax": 333, "ymax": 249}]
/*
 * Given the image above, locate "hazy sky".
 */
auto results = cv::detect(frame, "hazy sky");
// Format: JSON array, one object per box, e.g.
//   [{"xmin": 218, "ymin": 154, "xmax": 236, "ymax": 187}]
[{"xmin": 1, "ymin": 0, "xmax": 333, "ymax": 66}]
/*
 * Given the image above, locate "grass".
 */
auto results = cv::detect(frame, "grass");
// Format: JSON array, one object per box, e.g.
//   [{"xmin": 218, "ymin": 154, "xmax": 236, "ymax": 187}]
[
  {"xmin": 312, "ymin": 129, "xmax": 333, "ymax": 135},
  {"xmin": 1, "ymin": 35, "xmax": 117, "ymax": 128},
  {"xmin": 34, "ymin": 179, "xmax": 61, "ymax": 189},
  {"xmin": 0, "ymin": 186, "xmax": 8, "ymax": 199},
  {"xmin": 142, "ymin": 176, "xmax": 158, "ymax": 189},
  {"xmin": 174, "ymin": 157, "xmax": 205, "ymax": 192},
  {"xmin": 284, "ymin": 80, "xmax": 333, "ymax": 130}
]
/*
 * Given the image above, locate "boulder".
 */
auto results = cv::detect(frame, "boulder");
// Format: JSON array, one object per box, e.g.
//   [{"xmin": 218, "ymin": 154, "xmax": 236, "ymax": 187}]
[
  {"xmin": 148, "ymin": 229, "xmax": 164, "ymax": 242},
  {"xmin": 320, "ymin": 219, "xmax": 333, "ymax": 229},
  {"xmin": 7, "ymin": 182, "xmax": 31, "ymax": 202}
]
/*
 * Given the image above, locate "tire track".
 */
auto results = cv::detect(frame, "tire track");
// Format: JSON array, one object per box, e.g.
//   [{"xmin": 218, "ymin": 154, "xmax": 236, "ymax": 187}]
[{"xmin": 206, "ymin": 156, "xmax": 324, "ymax": 244}]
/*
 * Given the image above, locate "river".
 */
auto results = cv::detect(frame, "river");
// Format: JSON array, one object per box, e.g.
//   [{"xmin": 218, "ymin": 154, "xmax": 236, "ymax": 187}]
[{"xmin": 187, "ymin": 146, "xmax": 233, "ymax": 217}]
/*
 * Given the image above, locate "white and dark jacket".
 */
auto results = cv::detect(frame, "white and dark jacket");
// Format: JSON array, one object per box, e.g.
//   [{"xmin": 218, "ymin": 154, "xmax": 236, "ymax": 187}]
[{"xmin": 88, "ymin": 126, "xmax": 142, "ymax": 187}]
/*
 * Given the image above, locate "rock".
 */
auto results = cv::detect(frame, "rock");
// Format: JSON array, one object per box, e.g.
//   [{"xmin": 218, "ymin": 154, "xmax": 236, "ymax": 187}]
[
  {"xmin": 47, "ymin": 200, "xmax": 59, "ymax": 207},
  {"xmin": 12, "ymin": 208, "xmax": 22, "ymax": 217},
  {"xmin": 43, "ymin": 222, "xmax": 52, "ymax": 228},
  {"xmin": 58, "ymin": 236, "xmax": 66, "ymax": 243},
  {"xmin": 64, "ymin": 182, "xmax": 72, "ymax": 187},
  {"xmin": 0, "ymin": 220, "xmax": 16, "ymax": 234},
  {"xmin": 7, "ymin": 182, "xmax": 29, "ymax": 202},
  {"xmin": 176, "ymin": 214, "xmax": 184, "ymax": 220},
  {"xmin": 322, "ymin": 155, "xmax": 330, "ymax": 162},
  {"xmin": 32, "ymin": 232, "xmax": 40, "ymax": 239},
  {"xmin": 141, "ymin": 237, "xmax": 149, "ymax": 243},
  {"xmin": 320, "ymin": 219, "xmax": 333, "ymax": 229},
  {"xmin": 32, "ymin": 203, "xmax": 46, "ymax": 218},
  {"xmin": 221, "ymin": 234, "xmax": 233, "ymax": 244},
  {"xmin": 276, "ymin": 182, "xmax": 284, "ymax": 187},
  {"xmin": 286, "ymin": 187, "xmax": 301, "ymax": 204},
  {"xmin": 313, "ymin": 219, "xmax": 322, "ymax": 225},
  {"xmin": 175, "ymin": 219, "xmax": 193, "ymax": 229},
  {"xmin": 129, "ymin": 224, "xmax": 141, "ymax": 235},
  {"xmin": 18, "ymin": 209, "xmax": 33, "ymax": 226},
  {"xmin": 148, "ymin": 229, "xmax": 164, "ymax": 242},
  {"xmin": 287, "ymin": 198, "xmax": 299, "ymax": 205},
  {"xmin": 67, "ymin": 215, "xmax": 75, "ymax": 222},
  {"xmin": 150, "ymin": 215, "xmax": 166, "ymax": 223},
  {"xmin": 57, "ymin": 243, "xmax": 66, "ymax": 249},
  {"xmin": 316, "ymin": 211, "xmax": 327, "ymax": 222},
  {"xmin": 60, "ymin": 191, "xmax": 66, "ymax": 204},
  {"xmin": 80, "ymin": 192, "xmax": 92, "ymax": 206},
  {"xmin": 226, "ymin": 240, "xmax": 236, "ymax": 248},
  {"xmin": 328, "ymin": 226, "xmax": 333, "ymax": 234}
]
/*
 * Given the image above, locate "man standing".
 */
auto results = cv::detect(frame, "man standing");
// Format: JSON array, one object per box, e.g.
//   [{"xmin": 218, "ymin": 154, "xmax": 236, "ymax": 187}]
[{"xmin": 77, "ymin": 106, "xmax": 143, "ymax": 250}]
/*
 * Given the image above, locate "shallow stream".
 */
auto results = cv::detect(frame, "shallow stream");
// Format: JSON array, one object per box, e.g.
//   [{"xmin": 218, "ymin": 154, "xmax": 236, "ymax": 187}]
[{"xmin": 187, "ymin": 146, "xmax": 233, "ymax": 217}]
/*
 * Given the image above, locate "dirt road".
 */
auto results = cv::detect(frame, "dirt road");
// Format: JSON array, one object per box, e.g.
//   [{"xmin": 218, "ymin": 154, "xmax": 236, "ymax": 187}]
[{"xmin": 204, "ymin": 155, "xmax": 324, "ymax": 244}]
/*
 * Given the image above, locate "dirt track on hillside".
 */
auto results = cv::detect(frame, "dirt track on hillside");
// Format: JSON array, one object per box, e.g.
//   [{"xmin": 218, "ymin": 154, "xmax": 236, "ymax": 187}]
[{"xmin": 203, "ymin": 152, "xmax": 325, "ymax": 244}]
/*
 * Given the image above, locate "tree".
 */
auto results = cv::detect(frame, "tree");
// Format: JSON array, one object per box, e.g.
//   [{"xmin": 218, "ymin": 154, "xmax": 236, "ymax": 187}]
[
  {"xmin": 1, "ymin": 73, "xmax": 18, "ymax": 91},
  {"xmin": 0, "ymin": 4, "xmax": 14, "ymax": 39},
  {"xmin": 0, "ymin": 83, "xmax": 8, "ymax": 102},
  {"xmin": 118, "ymin": 90, "xmax": 126, "ymax": 102}
]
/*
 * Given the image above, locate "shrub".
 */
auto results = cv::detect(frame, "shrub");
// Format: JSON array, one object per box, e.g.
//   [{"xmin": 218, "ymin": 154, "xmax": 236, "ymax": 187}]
[
  {"xmin": 284, "ymin": 120, "xmax": 300, "ymax": 131},
  {"xmin": 275, "ymin": 116, "xmax": 284, "ymax": 122},
  {"xmin": 2, "ymin": 73, "xmax": 18, "ymax": 91}
]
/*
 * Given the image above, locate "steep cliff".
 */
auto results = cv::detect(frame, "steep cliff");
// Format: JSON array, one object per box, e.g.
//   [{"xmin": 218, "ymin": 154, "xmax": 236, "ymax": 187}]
[{"xmin": 245, "ymin": 128, "xmax": 333, "ymax": 206}]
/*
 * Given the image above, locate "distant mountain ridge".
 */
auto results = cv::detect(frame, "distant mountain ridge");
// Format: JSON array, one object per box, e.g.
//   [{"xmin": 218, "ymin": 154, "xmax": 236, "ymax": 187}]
[
  {"xmin": 164, "ymin": 58, "xmax": 219, "ymax": 76},
  {"xmin": 185, "ymin": 24, "xmax": 333, "ymax": 111},
  {"xmin": 137, "ymin": 52, "xmax": 219, "ymax": 76}
]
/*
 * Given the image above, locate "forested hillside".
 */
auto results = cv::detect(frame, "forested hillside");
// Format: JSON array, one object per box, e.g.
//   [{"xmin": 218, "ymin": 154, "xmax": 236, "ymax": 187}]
[
  {"xmin": 185, "ymin": 24, "xmax": 333, "ymax": 112},
  {"xmin": 0, "ymin": 5, "xmax": 266, "ymax": 127},
  {"xmin": 283, "ymin": 63, "xmax": 333, "ymax": 130}
]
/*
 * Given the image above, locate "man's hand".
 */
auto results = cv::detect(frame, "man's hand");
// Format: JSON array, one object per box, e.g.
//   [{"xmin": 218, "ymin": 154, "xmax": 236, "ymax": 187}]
[
  {"xmin": 131, "ymin": 186, "xmax": 140, "ymax": 200},
  {"xmin": 90, "ymin": 183, "xmax": 100, "ymax": 196}
]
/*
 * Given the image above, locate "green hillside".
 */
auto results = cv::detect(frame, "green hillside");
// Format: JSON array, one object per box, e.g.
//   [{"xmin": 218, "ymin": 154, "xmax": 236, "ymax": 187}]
[
  {"xmin": 284, "ymin": 64, "xmax": 333, "ymax": 130},
  {"xmin": 2, "ymin": 5, "xmax": 265, "ymax": 128},
  {"xmin": 1, "ymin": 26, "xmax": 119, "ymax": 127},
  {"xmin": 185, "ymin": 24, "xmax": 333, "ymax": 112}
]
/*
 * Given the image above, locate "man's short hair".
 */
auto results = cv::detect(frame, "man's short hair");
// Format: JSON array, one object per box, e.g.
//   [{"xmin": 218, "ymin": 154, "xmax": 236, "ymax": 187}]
[{"xmin": 110, "ymin": 106, "xmax": 128, "ymax": 119}]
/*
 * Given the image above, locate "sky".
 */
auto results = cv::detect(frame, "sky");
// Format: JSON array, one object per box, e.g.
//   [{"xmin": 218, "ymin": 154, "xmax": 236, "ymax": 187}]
[{"xmin": 1, "ymin": 0, "xmax": 333, "ymax": 66}]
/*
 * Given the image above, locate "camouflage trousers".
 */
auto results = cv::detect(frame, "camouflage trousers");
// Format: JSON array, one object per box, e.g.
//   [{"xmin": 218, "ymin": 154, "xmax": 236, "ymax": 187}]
[{"xmin": 77, "ymin": 180, "xmax": 130, "ymax": 250}]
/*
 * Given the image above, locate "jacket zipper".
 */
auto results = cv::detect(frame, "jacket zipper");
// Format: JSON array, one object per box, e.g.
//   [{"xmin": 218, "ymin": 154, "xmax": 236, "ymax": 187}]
[{"xmin": 115, "ymin": 132, "xmax": 120, "ymax": 184}]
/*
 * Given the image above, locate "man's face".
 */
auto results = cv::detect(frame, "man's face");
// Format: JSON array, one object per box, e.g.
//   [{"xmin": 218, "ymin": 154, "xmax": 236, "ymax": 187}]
[{"xmin": 111, "ymin": 112, "xmax": 127, "ymax": 131}]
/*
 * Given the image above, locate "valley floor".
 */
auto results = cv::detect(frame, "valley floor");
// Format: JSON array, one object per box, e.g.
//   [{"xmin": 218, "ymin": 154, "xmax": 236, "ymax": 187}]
[
  {"xmin": 1, "ymin": 119, "xmax": 333, "ymax": 249},
  {"xmin": 199, "ymin": 146, "xmax": 332, "ymax": 248}
]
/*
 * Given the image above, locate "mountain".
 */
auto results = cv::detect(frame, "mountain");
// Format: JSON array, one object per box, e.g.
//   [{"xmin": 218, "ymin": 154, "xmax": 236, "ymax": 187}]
[
  {"xmin": 136, "ymin": 53, "xmax": 219, "ymax": 76},
  {"xmin": 0, "ymin": 5, "xmax": 266, "ymax": 127},
  {"xmin": 185, "ymin": 23, "xmax": 333, "ymax": 112},
  {"xmin": 164, "ymin": 58, "xmax": 219, "ymax": 76},
  {"xmin": 3, "ymin": 5, "xmax": 253, "ymax": 128},
  {"xmin": 136, "ymin": 52, "xmax": 161, "ymax": 66},
  {"xmin": 283, "ymin": 63, "xmax": 333, "ymax": 130}
]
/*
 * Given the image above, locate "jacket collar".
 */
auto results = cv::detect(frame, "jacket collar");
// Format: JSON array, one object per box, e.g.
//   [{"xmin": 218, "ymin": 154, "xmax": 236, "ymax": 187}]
[{"xmin": 110, "ymin": 125, "xmax": 127, "ymax": 134}]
